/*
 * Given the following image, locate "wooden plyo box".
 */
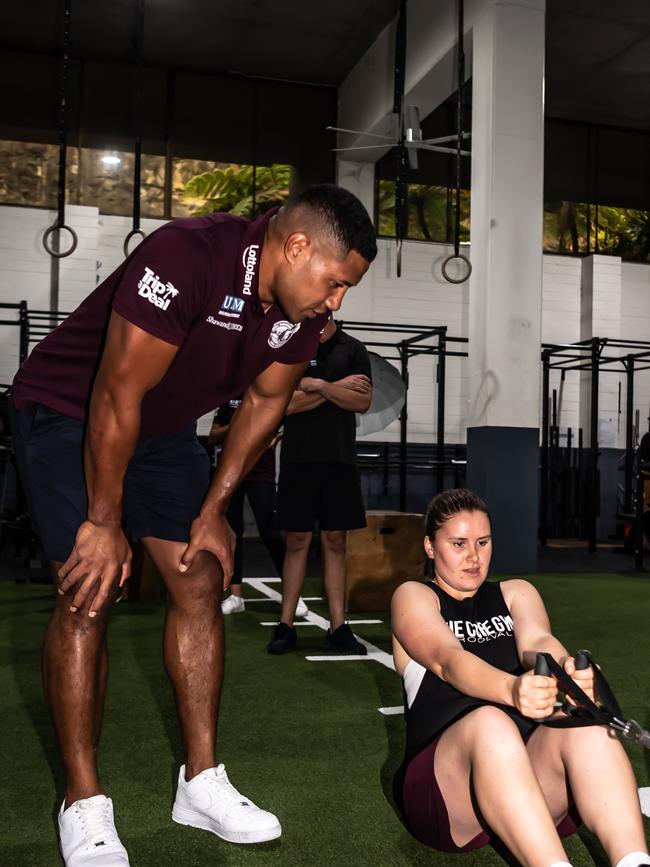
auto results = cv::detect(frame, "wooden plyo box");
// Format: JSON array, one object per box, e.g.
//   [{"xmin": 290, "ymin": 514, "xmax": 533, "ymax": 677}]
[{"xmin": 345, "ymin": 511, "xmax": 424, "ymax": 612}]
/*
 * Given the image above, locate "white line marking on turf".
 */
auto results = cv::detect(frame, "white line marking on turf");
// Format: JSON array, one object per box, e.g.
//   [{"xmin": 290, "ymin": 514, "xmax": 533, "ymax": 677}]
[
  {"xmin": 260, "ymin": 619, "xmax": 382, "ymax": 627},
  {"xmin": 306, "ymin": 655, "xmax": 377, "ymax": 662},
  {"xmin": 261, "ymin": 621, "xmax": 317, "ymax": 627},
  {"xmin": 640, "ymin": 787, "xmax": 650, "ymax": 817},
  {"xmin": 239, "ymin": 598, "xmax": 275, "ymax": 603},
  {"xmin": 301, "ymin": 597, "xmax": 323, "ymax": 601},
  {"xmin": 244, "ymin": 577, "xmax": 395, "ymax": 671},
  {"xmin": 378, "ymin": 706, "xmax": 404, "ymax": 716}
]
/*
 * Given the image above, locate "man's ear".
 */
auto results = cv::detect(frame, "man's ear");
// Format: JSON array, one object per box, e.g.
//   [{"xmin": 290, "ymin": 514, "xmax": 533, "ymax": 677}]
[{"xmin": 284, "ymin": 231, "xmax": 310, "ymax": 266}]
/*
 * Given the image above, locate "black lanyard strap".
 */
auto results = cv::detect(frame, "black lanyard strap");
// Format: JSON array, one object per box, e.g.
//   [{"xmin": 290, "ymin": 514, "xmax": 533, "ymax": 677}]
[{"xmin": 534, "ymin": 651, "xmax": 649, "ymax": 748}]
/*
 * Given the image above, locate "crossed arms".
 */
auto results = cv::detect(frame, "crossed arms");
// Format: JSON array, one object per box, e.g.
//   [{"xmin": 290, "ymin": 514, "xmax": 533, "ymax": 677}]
[{"xmin": 286, "ymin": 373, "xmax": 372, "ymax": 416}]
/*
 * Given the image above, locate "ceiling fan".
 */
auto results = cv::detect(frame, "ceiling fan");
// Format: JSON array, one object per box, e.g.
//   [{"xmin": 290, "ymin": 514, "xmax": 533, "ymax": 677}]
[{"xmin": 328, "ymin": 0, "xmax": 471, "ymax": 281}]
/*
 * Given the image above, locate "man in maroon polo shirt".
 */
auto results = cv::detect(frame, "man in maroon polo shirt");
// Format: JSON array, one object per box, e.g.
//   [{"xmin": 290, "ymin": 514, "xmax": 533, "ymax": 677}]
[{"xmin": 10, "ymin": 184, "xmax": 376, "ymax": 865}]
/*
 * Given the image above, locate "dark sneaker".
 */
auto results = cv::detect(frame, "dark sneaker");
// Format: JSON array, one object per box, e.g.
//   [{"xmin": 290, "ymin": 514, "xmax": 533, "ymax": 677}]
[
  {"xmin": 324, "ymin": 623, "xmax": 368, "ymax": 655},
  {"xmin": 267, "ymin": 622, "xmax": 297, "ymax": 655}
]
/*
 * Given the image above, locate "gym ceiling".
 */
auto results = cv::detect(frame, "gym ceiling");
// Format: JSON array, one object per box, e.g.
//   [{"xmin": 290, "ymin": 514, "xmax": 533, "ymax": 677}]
[
  {"xmin": 1, "ymin": 0, "xmax": 648, "ymax": 129},
  {"xmin": 0, "ymin": 1, "xmax": 649, "ymax": 204}
]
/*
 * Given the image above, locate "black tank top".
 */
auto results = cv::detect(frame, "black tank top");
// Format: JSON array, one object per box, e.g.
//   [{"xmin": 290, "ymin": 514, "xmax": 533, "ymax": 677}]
[{"xmin": 393, "ymin": 579, "xmax": 536, "ymax": 813}]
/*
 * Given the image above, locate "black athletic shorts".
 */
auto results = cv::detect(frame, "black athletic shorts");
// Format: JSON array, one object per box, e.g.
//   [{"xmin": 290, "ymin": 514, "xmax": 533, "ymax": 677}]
[
  {"xmin": 277, "ymin": 461, "xmax": 366, "ymax": 532},
  {"xmin": 9, "ymin": 399, "xmax": 210, "ymax": 562}
]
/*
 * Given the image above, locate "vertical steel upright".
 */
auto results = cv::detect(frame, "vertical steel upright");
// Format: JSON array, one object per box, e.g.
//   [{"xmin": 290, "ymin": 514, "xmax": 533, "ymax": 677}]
[
  {"xmin": 436, "ymin": 329, "xmax": 447, "ymax": 492},
  {"xmin": 540, "ymin": 351, "xmax": 550, "ymax": 545},
  {"xmin": 588, "ymin": 338, "xmax": 600, "ymax": 553},
  {"xmin": 18, "ymin": 301, "xmax": 29, "ymax": 363},
  {"xmin": 624, "ymin": 357, "xmax": 635, "ymax": 513},
  {"xmin": 399, "ymin": 345, "xmax": 409, "ymax": 511}
]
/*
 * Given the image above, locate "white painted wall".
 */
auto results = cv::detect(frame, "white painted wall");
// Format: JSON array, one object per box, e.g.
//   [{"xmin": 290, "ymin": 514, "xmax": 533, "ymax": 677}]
[{"xmin": 1, "ymin": 204, "xmax": 649, "ymax": 447}]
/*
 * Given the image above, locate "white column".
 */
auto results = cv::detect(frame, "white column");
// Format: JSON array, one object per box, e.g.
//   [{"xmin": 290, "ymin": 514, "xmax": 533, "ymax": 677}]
[
  {"xmin": 465, "ymin": 0, "xmax": 545, "ymax": 572},
  {"xmin": 468, "ymin": 0, "xmax": 545, "ymax": 429}
]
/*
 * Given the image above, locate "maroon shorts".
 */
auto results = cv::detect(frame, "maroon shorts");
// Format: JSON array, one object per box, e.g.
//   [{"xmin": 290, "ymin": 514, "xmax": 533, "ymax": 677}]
[{"xmin": 401, "ymin": 732, "xmax": 582, "ymax": 853}]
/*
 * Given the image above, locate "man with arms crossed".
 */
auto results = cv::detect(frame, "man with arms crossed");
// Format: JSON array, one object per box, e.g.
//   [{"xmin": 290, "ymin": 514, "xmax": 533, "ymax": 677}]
[
  {"xmin": 10, "ymin": 185, "xmax": 376, "ymax": 865},
  {"xmin": 267, "ymin": 317, "xmax": 372, "ymax": 655}
]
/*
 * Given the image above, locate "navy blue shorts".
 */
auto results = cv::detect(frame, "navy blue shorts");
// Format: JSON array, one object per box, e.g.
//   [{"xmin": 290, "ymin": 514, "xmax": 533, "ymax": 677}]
[{"xmin": 9, "ymin": 399, "xmax": 211, "ymax": 562}]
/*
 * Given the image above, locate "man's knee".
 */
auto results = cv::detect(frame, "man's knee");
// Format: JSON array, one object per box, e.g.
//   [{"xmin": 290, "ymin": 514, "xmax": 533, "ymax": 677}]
[
  {"xmin": 165, "ymin": 550, "xmax": 223, "ymax": 604},
  {"xmin": 51, "ymin": 587, "xmax": 116, "ymax": 632},
  {"xmin": 286, "ymin": 531, "xmax": 312, "ymax": 554},
  {"xmin": 321, "ymin": 530, "xmax": 346, "ymax": 553}
]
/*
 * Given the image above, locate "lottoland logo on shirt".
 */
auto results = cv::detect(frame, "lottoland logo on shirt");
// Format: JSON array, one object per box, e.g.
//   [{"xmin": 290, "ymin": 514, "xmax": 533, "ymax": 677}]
[
  {"xmin": 241, "ymin": 244, "xmax": 259, "ymax": 296},
  {"xmin": 137, "ymin": 267, "xmax": 179, "ymax": 311}
]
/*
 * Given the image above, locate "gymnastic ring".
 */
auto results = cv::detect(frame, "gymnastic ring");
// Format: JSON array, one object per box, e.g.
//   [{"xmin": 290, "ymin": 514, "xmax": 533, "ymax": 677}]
[
  {"xmin": 42, "ymin": 223, "xmax": 78, "ymax": 258},
  {"xmin": 123, "ymin": 227, "xmax": 147, "ymax": 258},
  {"xmin": 441, "ymin": 253, "xmax": 472, "ymax": 284}
]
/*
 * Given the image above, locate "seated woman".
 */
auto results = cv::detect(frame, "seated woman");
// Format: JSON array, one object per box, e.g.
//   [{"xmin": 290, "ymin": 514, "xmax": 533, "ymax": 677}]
[{"xmin": 391, "ymin": 488, "xmax": 648, "ymax": 867}]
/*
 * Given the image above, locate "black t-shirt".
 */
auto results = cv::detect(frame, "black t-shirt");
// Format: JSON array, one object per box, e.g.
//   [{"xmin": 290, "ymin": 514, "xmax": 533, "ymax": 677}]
[
  {"xmin": 393, "ymin": 580, "xmax": 535, "ymax": 815},
  {"xmin": 280, "ymin": 329, "xmax": 371, "ymax": 466}
]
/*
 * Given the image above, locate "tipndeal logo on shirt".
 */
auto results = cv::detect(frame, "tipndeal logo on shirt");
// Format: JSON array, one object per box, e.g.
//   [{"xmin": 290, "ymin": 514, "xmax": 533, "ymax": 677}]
[{"xmin": 137, "ymin": 267, "xmax": 179, "ymax": 311}]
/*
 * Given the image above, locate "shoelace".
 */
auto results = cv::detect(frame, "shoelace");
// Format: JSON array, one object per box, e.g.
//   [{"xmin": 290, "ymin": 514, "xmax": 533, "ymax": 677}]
[
  {"xmin": 75, "ymin": 800, "xmax": 118, "ymax": 849},
  {"xmin": 204, "ymin": 766, "xmax": 252, "ymax": 809}
]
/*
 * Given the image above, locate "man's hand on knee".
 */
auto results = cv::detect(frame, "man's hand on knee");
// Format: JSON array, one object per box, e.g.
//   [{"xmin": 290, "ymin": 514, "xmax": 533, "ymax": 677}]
[
  {"xmin": 57, "ymin": 520, "xmax": 132, "ymax": 617},
  {"xmin": 179, "ymin": 512, "xmax": 235, "ymax": 589}
]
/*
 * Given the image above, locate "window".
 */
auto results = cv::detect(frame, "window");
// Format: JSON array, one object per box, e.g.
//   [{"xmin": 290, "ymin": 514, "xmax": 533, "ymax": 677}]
[
  {"xmin": 376, "ymin": 179, "xmax": 470, "ymax": 244},
  {"xmin": 0, "ymin": 140, "xmax": 165, "ymax": 218},
  {"xmin": 544, "ymin": 201, "xmax": 650, "ymax": 262},
  {"xmin": 0, "ymin": 140, "xmax": 292, "ymax": 222},
  {"xmin": 173, "ymin": 161, "xmax": 292, "ymax": 218}
]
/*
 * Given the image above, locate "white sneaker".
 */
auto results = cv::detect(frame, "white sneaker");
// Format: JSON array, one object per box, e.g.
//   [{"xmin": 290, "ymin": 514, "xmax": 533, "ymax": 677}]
[
  {"xmin": 172, "ymin": 764, "xmax": 281, "ymax": 844},
  {"xmin": 58, "ymin": 795, "xmax": 130, "ymax": 866},
  {"xmin": 295, "ymin": 597, "xmax": 309, "ymax": 618},
  {"xmin": 221, "ymin": 594, "xmax": 245, "ymax": 615}
]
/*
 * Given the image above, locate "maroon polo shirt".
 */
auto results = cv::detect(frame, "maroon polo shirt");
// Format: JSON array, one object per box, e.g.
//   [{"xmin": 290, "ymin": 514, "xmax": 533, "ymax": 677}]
[
  {"xmin": 214, "ymin": 399, "xmax": 276, "ymax": 483},
  {"xmin": 13, "ymin": 210, "xmax": 327, "ymax": 436}
]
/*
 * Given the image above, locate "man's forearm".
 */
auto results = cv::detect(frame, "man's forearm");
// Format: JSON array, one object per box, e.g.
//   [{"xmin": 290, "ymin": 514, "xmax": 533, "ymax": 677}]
[
  {"xmin": 202, "ymin": 393, "xmax": 286, "ymax": 514},
  {"xmin": 84, "ymin": 389, "xmax": 141, "ymax": 526},
  {"xmin": 208, "ymin": 423, "xmax": 230, "ymax": 447},
  {"xmin": 286, "ymin": 391, "xmax": 326, "ymax": 415},
  {"xmin": 320, "ymin": 381, "xmax": 372, "ymax": 412}
]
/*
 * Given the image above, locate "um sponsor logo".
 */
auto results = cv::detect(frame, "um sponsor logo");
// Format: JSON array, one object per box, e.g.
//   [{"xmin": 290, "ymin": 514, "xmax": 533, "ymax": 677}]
[
  {"xmin": 137, "ymin": 267, "xmax": 179, "ymax": 311},
  {"xmin": 219, "ymin": 295, "xmax": 245, "ymax": 318},
  {"xmin": 241, "ymin": 244, "xmax": 259, "ymax": 296}
]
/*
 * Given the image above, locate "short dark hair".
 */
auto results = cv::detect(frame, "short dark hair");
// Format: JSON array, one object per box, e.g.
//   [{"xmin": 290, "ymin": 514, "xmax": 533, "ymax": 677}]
[
  {"xmin": 424, "ymin": 488, "xmax": 490, "ymax": 541},
  {"xmin": 288, "ymin": 184, "xmax": 377, "ymax": 264}
]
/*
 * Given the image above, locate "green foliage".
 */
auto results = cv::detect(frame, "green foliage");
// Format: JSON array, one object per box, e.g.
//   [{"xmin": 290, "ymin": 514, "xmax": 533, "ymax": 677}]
[
  {"xmin": 183, "ymin": 163, "xmax": 292, "ymax": 216},
  {"xmin": 377, "ymin": 180, "xmax": 470, "ymax": 243},
  {"xmin": 544, "ymin": 201, "xmax": 650, "ymax": 262},
  {"xmin": 378, "ymin": 183, "xmax": 650, "ymax": 262}
]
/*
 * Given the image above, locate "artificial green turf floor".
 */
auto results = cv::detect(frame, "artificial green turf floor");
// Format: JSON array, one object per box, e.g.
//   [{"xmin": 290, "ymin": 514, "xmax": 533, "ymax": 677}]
[{"xmin": 0, "ymin": 572, "xmax": 648, "ymax": 866}]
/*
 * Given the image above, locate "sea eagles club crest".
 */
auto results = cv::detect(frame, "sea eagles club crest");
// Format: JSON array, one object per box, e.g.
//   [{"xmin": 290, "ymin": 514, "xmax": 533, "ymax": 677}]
[{"xmin": 268, "ymin": 320, "xmax": 301, "ymax": 349}]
